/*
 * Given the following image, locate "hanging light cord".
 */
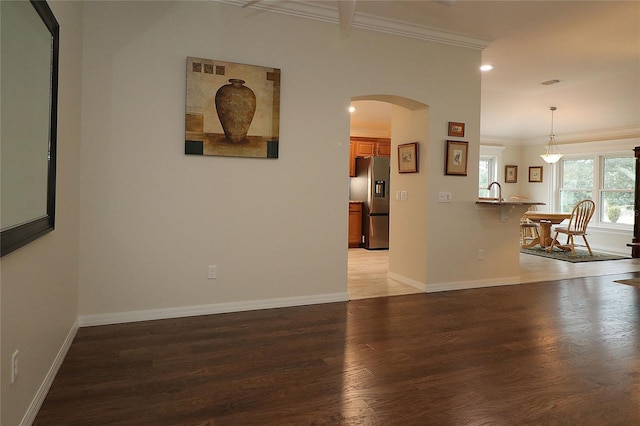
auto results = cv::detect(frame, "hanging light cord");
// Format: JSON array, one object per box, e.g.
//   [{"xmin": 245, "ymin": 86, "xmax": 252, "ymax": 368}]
[{"xmin": 540, "ymin": 106, "xmax": 562, "ymax": 163}]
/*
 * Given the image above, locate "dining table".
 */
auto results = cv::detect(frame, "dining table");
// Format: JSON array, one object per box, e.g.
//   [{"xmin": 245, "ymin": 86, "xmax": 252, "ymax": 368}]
[{"xmin": 522, "ymin": 211, "xmax": 572, "ymax": 249}]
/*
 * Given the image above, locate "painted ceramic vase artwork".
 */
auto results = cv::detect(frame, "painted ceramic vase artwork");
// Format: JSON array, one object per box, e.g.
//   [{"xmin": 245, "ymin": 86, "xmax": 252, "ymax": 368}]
[{"xmin": 215, "ymin": 79, "xmax": 256, "ymax": 143}]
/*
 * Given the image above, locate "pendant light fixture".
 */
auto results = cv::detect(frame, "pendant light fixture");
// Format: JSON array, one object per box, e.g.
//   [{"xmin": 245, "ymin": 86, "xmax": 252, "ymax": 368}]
[{"xmin": 540, "ymin": 106, "xmax": 563, "ymax": 164}]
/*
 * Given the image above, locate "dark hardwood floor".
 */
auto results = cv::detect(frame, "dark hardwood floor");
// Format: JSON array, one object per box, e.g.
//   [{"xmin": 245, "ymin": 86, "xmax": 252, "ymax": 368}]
[{"xmin": 35, "ymin": 272, "xmax": 640, "ymax": 425}]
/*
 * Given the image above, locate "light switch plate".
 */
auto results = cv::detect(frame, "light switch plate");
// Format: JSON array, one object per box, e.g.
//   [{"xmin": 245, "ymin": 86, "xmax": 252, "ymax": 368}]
[
  {"xmin": 208, "ymin": 265, "xmax": 217, "ymax": 279},
  {"xmin": 438, "ymin": 192, "xmax": 452, "ymax": 203}
]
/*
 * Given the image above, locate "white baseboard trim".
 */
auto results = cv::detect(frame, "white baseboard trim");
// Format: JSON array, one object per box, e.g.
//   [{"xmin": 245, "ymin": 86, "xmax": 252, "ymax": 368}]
[
  {"xmin": 21, "ymin": 319, "xmax": 79, "ymax": 426},
  {"xmin": 591, "ymin": 244, "xmax": 632, "ymax": 257},
  {"xmin": 426, "ymin": 276, "xmax": 521, "ymax": 293},
  {"xmin": 388, "ymin": 272, "xmax": 427, "ymax": 292},
  {"xmin": 78, "ymin": 292, "xmax": 349, "ymax": 327},
  {"xmin": 384, "ymin": 271, "xmax": 524, "ymax": 294}
]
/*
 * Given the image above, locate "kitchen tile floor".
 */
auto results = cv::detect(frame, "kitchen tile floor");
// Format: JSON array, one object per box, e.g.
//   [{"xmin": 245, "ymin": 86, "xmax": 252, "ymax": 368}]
[{"xmin": 348, "ymin": 248, "xmax": 640, "ymax": 300}]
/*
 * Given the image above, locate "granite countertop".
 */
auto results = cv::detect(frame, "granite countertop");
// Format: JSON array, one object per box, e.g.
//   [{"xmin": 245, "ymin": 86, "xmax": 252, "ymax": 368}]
[{"xmin": 475, "ymin": 197, "xmax": 545, "ymax": 206}]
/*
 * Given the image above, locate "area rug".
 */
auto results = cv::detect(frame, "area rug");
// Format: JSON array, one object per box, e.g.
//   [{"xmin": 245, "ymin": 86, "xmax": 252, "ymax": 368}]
[
  {"xmin": 520, "ymin": 247, "xmax": 629, "ymax": 263},
  {"xmin": 614, "ymin": 278, "xmax": 640, "ymax": 287}
]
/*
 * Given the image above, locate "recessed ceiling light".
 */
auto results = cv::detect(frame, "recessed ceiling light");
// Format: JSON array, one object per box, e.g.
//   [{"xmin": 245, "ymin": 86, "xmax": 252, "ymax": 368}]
[
  {"xmin": 348, "ymin": 106, "xmax": 356, "ymax": 113},
  {"xmin": 480, "ymin": 64, "xmax": 494, "ymax": 72}
]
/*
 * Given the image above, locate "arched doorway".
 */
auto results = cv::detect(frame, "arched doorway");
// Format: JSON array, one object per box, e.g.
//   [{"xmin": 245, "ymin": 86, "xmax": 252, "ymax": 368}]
[{"xmin": 347, "ymin": 95, "xmax": 429, "ymax": 300}]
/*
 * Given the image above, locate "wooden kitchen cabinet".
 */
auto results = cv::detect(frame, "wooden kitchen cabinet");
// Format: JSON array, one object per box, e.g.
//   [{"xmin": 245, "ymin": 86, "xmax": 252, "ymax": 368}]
[
  {"xmin": 349, "ymin": 142, "xmax": 356, "ymax": 177},
  {"xmin": 355, "ymin": 140, "xmax": 375, "ymax": 156},
  {"xmin": 348, "ymin": 202, "xmax": 363, "ymax": 248},
  {"xmin": 376, "ymin": 139, "xmax": 391, "ymax": 156},
  {"xmin": 349, "ymin": 137, "xmax": 391, "ymax": 176}
]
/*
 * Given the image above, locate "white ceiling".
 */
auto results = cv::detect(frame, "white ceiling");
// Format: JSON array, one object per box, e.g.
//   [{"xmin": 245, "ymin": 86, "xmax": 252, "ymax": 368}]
[{"xmin": 230, "ymin": 0, "xmax": 640, "ymax": 144}]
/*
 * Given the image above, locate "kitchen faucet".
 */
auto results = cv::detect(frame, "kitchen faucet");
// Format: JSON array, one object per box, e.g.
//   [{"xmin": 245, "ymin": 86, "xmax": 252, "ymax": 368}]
[{"xmin": 487, "ymin": 181, "xmax": 502, "ymax": 201}]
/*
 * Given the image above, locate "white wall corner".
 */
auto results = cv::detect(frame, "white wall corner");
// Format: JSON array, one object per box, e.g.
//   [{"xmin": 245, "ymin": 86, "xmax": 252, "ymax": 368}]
[
  {"xmin": 20, "ymin": 319, "xmax": 80, "ymax": 426},
  {"xmin": 387, "ymin": 272, "xmax": 427, "ymax": 292}
]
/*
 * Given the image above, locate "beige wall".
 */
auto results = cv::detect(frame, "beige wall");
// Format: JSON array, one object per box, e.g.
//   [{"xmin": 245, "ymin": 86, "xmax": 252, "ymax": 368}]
[
  {"xmin": 74, "ymin": 0, "xmax": 503, "ymax": 319},
  {"xmin": 1, "ymin": 1, "xmax": 83, "ymax": 424},
  {"xmin": 499, "ymin": 145, "xmax": 523, "ymax": 198},
  {"xmin": 388, "ymin": 105, "xmax": 430, "ymax": 287}
]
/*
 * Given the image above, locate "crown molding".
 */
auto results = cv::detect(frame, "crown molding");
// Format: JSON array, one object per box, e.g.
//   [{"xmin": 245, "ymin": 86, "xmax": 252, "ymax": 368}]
[
  {"xmin": 525, "ymin": 126, "xmax": 640, "ymax": 146},
  {"xmin": 482, "ymin": 126, "xmax": 640, "ymax": 147},
  {"xmin": 480, "ymin": 136, "xmax": 523, "ymax": 146},
  {"xmin": 216, "ymin": 0, "xmax": 492, "ymax": 50},
  {"xmin": 479, "ymin": 145, "xmax": 507, "ymax": 158},
  {"xmin": 555, "ymin": 126, "xmax": 640, "ymax": 145}
]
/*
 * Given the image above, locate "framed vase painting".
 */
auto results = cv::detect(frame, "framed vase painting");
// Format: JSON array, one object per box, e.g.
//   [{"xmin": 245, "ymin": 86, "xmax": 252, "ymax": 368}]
[
  {"xmin": 445, "ymin": 140, "xmax": 468, "ymax": 176},
  {"xmin": 184, "ymin": 57, "xmax": 281, "ymax": 158}
]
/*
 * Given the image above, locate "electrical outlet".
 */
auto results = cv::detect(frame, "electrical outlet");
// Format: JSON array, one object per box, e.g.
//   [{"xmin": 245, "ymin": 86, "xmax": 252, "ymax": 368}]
[
  {"xmin": 208, "ymin": 265, "xmax": 217, "ymax": 279},
  {"xmin": 478, "ymin": 249, "xmax": 485, "ymax": 261},
  {"xmin": 11, "ymin": 350, "xmax": 19, "ymax": 384}
]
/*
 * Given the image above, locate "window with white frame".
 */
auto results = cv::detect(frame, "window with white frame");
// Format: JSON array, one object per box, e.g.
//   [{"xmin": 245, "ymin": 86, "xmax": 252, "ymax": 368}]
[
  {"xmin": 557, "ymin": 154, "xmax": 634, "ymax": 226},
  {"xmin": 600, "ymin": 156, "xmax": 634, "ymax": 225},
  {"xmin": 558, "ymin": 157, "xmax": 594, "ymax": 211},
  {"xmin": 478, "ymin": 156, "xmax": 497, "ymax": 197}
]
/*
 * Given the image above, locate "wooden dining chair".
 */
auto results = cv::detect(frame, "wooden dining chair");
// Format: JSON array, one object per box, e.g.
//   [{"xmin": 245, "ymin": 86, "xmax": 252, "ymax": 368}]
[
  {"xmin": 547, "ymin": 199, "xmax": 596, "ymax": 255},
  {"xmin": 520, "ymin": 206, "xmax": 539, "ymax": 247}
]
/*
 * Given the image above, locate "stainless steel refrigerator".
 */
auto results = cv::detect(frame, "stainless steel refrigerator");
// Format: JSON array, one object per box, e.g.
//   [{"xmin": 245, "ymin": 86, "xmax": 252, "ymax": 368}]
[{"xmin": 350, "ymin": 156, "xmax": 390, "ymax": 249}]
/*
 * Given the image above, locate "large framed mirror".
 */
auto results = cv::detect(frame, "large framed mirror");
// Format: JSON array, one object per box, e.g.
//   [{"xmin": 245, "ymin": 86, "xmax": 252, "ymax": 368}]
[{"xmin": 1, "ymin": 0, "xmax": 59, "ymax": 256}]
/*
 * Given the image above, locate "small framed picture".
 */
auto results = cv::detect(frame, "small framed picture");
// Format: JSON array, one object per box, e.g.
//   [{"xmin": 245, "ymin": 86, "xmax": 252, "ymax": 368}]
[
  {"xmin": 505, "ymin": 165, "xmax": 518, "ymax": 183},
  {"xmin": 398, "ymin": 142, "xmax": 419, "ymax": 173},
  {"xmin": 448, "ymin": 122, "xmax": 465, "ymax": 137},
  {"xmin": 529, "ymin": 166, "xmax": 543, "ymax": 183},
  {"xmin": 445, "ymin": 140, "xmax": 468, "ymax": 176}
]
